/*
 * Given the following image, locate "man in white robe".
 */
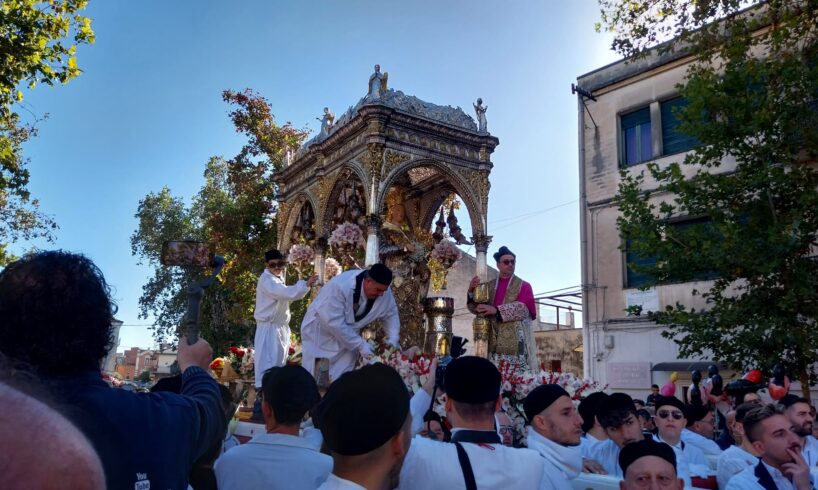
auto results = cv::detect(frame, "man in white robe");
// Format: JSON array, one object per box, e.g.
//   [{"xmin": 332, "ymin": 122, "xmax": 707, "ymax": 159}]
[
  {"xmin": 523, "ymin": 384, "xmax": 584, "ymax": 489},
  {"xmin": 652, "ymin": 396, "xmax": 711, "ymax": 486},
  {"xmin": 301, "ymin": 264, "xmax": 399, "ymax": 382},
  {"xmin": 726, "ymin": 404, "xmax": 811, "ymax": 490},
  {"xmin": 253, "ymin": 249, "xmax": 316, "ymax": 420},
  {"xmin": 215, "ymin": 365, "xmax": 331, "ymax": 489},
  {"xmin": 315, "ymin": 363, "xmax": 412, "ymax": 490},
  {"xmin": 718, "ymin": 403, "xmax": 761, "ymax": 489},
  {"xmin": 780, "ymin": 394, "xmax": 818, "ymax": 479},
  {"xmin": 683, "ymin": 404, "xmax": 723, "ymax": 456},
  {"xmin": 585, "ymin": 393, "xmax": 645, "ymax": 477},
  {"xmin": 399, "ymin": 356, "xmax": 546, "ymax": 489}
]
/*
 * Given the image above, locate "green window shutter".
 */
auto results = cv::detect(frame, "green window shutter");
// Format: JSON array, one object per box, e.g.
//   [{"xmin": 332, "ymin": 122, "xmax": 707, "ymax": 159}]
[
  {"xmin": 661, "ymin": 97, "xmax": 699, "ymax": 155},
  {"xmin": 625, "ymin": 238, "xmax": 657, "ymax": 288},
  {"xmin": 621, "ymin": 107, "xmax": 652, "ymax": 166}
]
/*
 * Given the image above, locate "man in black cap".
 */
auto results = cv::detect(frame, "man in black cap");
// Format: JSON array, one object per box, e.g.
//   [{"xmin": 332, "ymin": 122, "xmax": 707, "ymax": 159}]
[
  {"xmin": 652, "ymin": 396, "xmax": 710, "ymax": 486},
  {"xmin": 523, "ymin": 384, "xmax": 584, "ymax": 489},
  {"xmin": 254, "ymin": 249, "xmax": 317, "ymax": 398},
  {"xmin": 301, "ymin": 263, "xmax": 400, "ymax": 382},
  {"xmin": 215, "ymin": 365, "xmax": 331, "ymax": 489},
  {"xmin": 315, "ymin": 363, "xmax": 412, "ymax": 490},
  {"xmin": 398, "ymin": 356, "xmax": 546, "ymax": 489},
  {"xmin": 467, "ymin": 246, "xmax": 537, "ymax": 365},
  {"xmin": 619, "ymin": 439, "xmax": 684, "ymax": 490},
  {"xmin": 585, "ymin": 392, "xmax": 645, "ymax": 477}
]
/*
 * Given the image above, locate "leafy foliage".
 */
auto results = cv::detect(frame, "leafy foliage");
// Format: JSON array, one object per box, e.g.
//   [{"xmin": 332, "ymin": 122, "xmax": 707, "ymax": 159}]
[
  {"xmin": 606, "ymin": 1, "xmax": 818, "ymax": 393},
  {"xmin": 0, "ymin": 0, "xmax": 94, "ymax": 264},
  {"xmin": 131, "ymin": 91, "xmax": 309, "ymax": 355}
]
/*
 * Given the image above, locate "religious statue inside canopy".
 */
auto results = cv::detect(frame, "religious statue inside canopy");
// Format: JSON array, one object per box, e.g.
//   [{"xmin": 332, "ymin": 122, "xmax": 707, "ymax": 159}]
[{"xmin": 379, "ymin": 186, "xmax": 433, "ymax": 349}]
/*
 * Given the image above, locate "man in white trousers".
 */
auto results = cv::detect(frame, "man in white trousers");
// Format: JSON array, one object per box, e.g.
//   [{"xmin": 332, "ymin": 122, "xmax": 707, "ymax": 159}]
[{"xmin": 252, "ymin": 249, "xmax": 317, "ymax": 420}]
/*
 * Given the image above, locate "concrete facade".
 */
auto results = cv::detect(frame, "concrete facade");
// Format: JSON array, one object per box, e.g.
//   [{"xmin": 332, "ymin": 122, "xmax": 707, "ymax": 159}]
[{"xmin": 576, "ymin": 51, "xmax": 730, "ymax": 398}]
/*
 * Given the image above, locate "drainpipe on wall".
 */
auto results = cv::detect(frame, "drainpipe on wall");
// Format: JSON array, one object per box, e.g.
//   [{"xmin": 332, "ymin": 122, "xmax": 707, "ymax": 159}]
[{"xmin": 577, "ymin": 88, "xmax": 592, "ymax": 381}]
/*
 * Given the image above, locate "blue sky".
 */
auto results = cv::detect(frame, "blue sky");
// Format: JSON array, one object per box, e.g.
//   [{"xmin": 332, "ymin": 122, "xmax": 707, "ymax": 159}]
[{"xmin": 16, "ymin": 1, "xmax": 620, "ymax": 351}]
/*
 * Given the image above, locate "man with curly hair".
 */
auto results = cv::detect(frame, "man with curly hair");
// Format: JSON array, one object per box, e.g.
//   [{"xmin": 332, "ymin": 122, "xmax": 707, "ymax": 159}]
[{"xmin": 0, "ymin": 250, "xmax": 225, "ymax": 489}]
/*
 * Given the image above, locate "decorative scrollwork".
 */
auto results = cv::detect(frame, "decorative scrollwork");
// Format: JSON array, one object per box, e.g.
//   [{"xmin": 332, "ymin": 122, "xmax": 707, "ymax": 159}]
[
  {"xmin": 362, "ymin": 143, "xmax": 384, "ymax": 186},
  {"xmin": 458, "ymin": 168, "xmax": 491, "ymax": 213},
  {"xmin": 383, "ymin": 150, "xmax": 410, "ymax": 179},
  {"xmin": 277, "ymin": 200, "xmax": 293, "ymax": 232}
]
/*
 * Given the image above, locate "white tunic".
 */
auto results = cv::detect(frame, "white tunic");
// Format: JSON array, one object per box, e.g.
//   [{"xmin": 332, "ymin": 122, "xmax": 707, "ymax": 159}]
[
  {"xmin": 653, "ymin": 434, "xmax": 711, "ymax": 487},
  {"xmin": 214, "ymin": 432, "xmax": 332, "ymax": 490},
  {"xmin": 682, "ymin": 427, "xmax": 723, "ymax": 456},
  {"xmin": 253, "ymin": 269, "xmax": 310, "ymax": 387},
  {"xmin": 725, "ymin": 461, "xmax": 796, "ymax": 490},
  {"xmin": 301, "ymin": 269, "xmax": 399, "ymax": 381},
  {"xmin": 526, "ymin": 428, "xmax": 580, "ymax": 490},
  {"xmin": 397, "ymin": 435, "xmax": 547, "ymax": 489},
  {"xmin": 317, "ymin": 474, "xmax": 368, "ymax": 490},
  {"xmin": 717, "ymin": 445, "xmax": 758, "ymax": 490},
  {"xmin": 585, "ymin": 438, "xmax": 622, "ymax": 477}
]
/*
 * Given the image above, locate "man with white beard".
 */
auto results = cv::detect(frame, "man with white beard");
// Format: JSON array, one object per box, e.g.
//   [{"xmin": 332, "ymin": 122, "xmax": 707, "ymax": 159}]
[{"xmin": 523, "ymin": 384, "xmax": 584, "ymax": 489}]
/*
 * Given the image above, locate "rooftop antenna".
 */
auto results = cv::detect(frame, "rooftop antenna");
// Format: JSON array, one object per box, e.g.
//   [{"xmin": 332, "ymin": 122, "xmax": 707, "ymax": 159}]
[{"xmin": 571, "ymin": 83, "xmax": 598, "ymax": 129}]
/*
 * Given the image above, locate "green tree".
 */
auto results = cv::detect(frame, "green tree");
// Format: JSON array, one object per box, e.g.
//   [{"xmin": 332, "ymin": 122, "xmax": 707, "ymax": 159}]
[
  {"xmin": 0, "ymin": 1, "xmax": 95, "ymax": 264},
  {"xmin": 603, "ymin": 1, "xmax": 818, "ymax": 398},
  {"xmin": 136, "ymin": 370, "xmax": 151, "ymax": 383},
  {"xmin": 131, "ymin": 90, "xmax": 308, "ymax": 356}
]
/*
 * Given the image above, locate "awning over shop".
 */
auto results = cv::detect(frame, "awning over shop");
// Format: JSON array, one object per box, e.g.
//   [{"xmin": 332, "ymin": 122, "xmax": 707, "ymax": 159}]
[{"xmin": 651, "ymin": 361, "xmax": 729, "ymax": 372}]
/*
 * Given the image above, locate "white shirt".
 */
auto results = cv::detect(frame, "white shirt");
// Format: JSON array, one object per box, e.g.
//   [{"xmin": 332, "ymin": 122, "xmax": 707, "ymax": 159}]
[
  {"xmin": 725, "ymin": 461, "xmax": 796, "ymax": 490},
  {"xmin": 398, "ymin": 433, "xmax": 546, "ymax": 489},
  {"xmin": 317, "ymin": 474, "xmax": 368, "ymax": 490},
  {"xmin": 802, "ymin": 435, "xmax": 818, "ymax": 478},
  {"xmin": 653, "ymin": 433, "xmax": 711, "ymax": 486},
  {"xmin": 717, "ymin": 445, "xmax": 758, "ymax": 489},
  {"xmin": 585, "ymin": 438, "xmax": 622, "ymax": 477},
  {"xmin": 683, "ymin": 428, "xmax": 723, "ymax": 456},
  {"xmin": 214, "ymin": 432, "xmax": 332, "ymax": 490},
  {"xmin": 254, "ymin": 269, "xmax": 310, "ymax": 323},
  {"xmin": 580, "ymin": 432, "xmax": 605, "ymax": 459}
]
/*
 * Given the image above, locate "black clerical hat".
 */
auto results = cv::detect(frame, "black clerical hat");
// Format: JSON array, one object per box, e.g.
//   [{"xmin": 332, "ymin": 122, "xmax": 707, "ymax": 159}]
[
  {"xmin": 265, "ymin": 249, "xmax": 284, "ymax": 262},
  {"xmin": 619, "ymin": 439, "xmax": 677, "ymax": 476},
  {"xmin": 685, "ymin": 404, "xmax": 709, "ymax": 427},
  {"xmin": 493, "ymin": 246, "xmax": 515, "ymax": 262},
  {"xmin": 655, "ymin": 396, "xmax": 686, "ymax": 414},
  {"xmin": 316, "ymin": 363, "xmax": 409, "ymax": 456},
  {"xmin": 367, "ymin": 263, "xmax": 393, "ymax": 286},
  {"xmin": 444, "ymin": 356, "xmax": 501, "ymax": 404},
  {"xmin": 261, "ymin": 365, "xmax": 319, "ymax": 424},
  {"xmin": 523, "ymin": 384, "xmax": 570, "ymax": 421},
  {"xmin": 578, "ymin": 391, "xmax": 609, "ymax": 432}
]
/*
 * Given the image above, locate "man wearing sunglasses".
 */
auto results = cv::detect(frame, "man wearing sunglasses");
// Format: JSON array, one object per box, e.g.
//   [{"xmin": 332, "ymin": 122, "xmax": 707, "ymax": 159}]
[
  {"xmin": 682, "ymin": 404, "xmax": 723, "ymax": 456},
  {"xmin": 467, "ymin": 246, "xmax": 537, "ymax": 365},
  {"xmin": 652, "ymin": 396, "xmax": 711, "ymax": 486},
  {"xmin": 253, "ymin": 249, "xmax": 317, "ymax": 420}
]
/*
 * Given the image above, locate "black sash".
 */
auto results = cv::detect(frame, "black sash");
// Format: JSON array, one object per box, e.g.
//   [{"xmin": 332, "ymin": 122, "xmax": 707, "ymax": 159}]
[
  {"xmin": 753, "ymin": 459, "xmax": 779, "ymax": 490},
  {"xmin": 454, "ymin": 442, "xmax": 477, "ymax": 490},
  {"xmin": 450, "ymin": 430, "xmax": 502, "ymax": 445},
  {"xmin": 352, "ymin": 272, "xmax": 375, "ymax": 322}
]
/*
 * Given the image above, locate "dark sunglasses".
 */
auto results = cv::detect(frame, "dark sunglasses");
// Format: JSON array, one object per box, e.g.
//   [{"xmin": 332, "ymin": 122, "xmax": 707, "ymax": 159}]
[
  {"xmin": 501, "ymin": 259, "xmax": 515, "ymax": 265},
  {"xmin": 267, "ymin": 261, "xmax": 286, "ymax": 268},
  {"xmin": 656, "ymin": 410, "xmax": 684, "ymax": 420}
]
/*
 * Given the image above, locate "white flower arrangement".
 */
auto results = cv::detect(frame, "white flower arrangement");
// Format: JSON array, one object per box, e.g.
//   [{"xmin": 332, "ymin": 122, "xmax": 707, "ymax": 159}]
[
  {"xmin": 430, "ymin": 239, "xmax": 461, "ymax": 267},
  {"xmin": 328, "ymin": 221, "xmax": 365, "ymax": 248},
  {"xmin": 324, "ymin": 257, "xmax": 341, "ymax": 279},
  {"xmin": 288, "ymin": 243, "xmax": 314, "ymax": 268}
]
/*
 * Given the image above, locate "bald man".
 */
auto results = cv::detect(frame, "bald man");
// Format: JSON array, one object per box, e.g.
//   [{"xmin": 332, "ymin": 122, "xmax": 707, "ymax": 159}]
[{"xmin": 0, "ymin": 382, "xmax": 105, "ymax": 489}]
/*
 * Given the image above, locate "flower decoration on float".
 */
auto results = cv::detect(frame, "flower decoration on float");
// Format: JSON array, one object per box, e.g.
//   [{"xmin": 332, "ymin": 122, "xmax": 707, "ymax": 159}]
[
  {"xmin": 324, "ymin": 257, "xmax": 341, "ymax": 279},
  {"xmin": 287, "ymin": 243, "xmax": 315, "ymax": 278}
]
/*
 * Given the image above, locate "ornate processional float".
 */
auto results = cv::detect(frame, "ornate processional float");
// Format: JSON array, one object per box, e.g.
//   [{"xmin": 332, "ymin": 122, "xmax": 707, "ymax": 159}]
[{"xmin": 275, "ymin": 65, "xmax": 499, "ymax": 357}]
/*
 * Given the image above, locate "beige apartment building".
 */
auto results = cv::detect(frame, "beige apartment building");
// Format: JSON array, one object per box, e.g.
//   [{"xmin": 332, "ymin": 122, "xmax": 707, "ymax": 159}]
[{"xmin": 575, "ymin": 49, "xmax": 737, "ymax": 398}]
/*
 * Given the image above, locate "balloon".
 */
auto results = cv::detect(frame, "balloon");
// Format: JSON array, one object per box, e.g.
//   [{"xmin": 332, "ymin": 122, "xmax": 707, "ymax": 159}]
[
  {"xmin": 661, "ymin": 372, "xmax": 678, "ymax": 397},
  {"xmin": 768, "ymin": 363, "xmax": 790, "ymax": 401},
  {"xmin": 689, "ymin": 370, "xmax": 703, "ymax": 406},
  {"xmin": 744, "ymin": 369, "xmax": 763, "ymax": 385}
]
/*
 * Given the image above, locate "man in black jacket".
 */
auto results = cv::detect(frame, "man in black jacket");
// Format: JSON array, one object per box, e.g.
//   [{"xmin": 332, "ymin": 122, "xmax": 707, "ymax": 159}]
[{"xmin": 0, "ymin": 251, "xmax": 225, "ymax": 489}]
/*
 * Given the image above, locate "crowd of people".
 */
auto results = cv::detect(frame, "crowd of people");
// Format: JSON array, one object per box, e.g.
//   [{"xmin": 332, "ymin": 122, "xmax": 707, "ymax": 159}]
[{"xmin": 2, "ymin": 249, "xmax": 818, "ymax": 490}]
